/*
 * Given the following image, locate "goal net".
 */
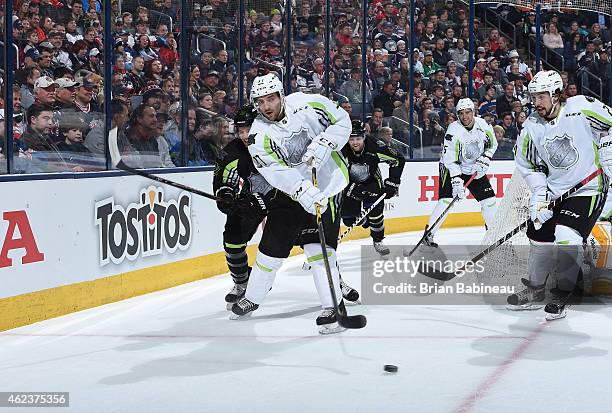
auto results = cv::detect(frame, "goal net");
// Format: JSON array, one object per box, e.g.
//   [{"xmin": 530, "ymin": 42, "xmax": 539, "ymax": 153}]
[
  {"xmin": 479, "ymin": 169, "xmax": 612, "ymax": 295},
  {"xmin": 479, "ymin": 170, "xmax": 532, "ymax": 291}
]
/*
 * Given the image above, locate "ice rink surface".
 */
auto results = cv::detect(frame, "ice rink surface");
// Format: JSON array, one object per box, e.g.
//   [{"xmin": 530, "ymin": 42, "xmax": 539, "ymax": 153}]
[{"xmin": 2, "ymin": 227, "xmax": 611, "ymax": 413}]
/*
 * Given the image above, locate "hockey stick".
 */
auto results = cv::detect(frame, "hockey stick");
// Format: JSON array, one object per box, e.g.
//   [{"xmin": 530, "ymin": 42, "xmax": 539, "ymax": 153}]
[
  {"xmin": 107, "ymin": 127, "xmax": 217, "ymax": 201},
  {"xmin": 338, "ymin": 193, "xmax": 387, "ymax": 242},
  {"xmin": 303, "ymin": 192, "xmax": 387, "ymax": 271},
  {"xmin": 419, "ymin": 168, "xmax": 603, "ymax": 281},
  {"xmin": 405, "ymin": 173, "xmax": 477, "ymax": 257},
  {"xmin": 312, "ymin": 165, "xmax": 367, "ymax": 329}
]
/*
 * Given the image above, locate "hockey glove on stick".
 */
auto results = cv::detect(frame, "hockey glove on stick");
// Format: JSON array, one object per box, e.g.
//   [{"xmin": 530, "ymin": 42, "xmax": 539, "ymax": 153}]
[
  {"xmin": 530, "ymin": 189, "xmax": 554, "ymax": 229},
  {"xmin": 384, "ymin": 178, "xmax": 400, "ymax": 199},
  {"xmin": 292, "ymin": 179, "xmax": 328, "ymax": 215},
  {"xmin": 215, "ymin": 186, "xmax": 237, "ymax": 214},
  {"xmin": 451, "ymin": 176, "xmax": 466, "ymax": 199},
  {"xmin": 598, "ymin": 134, "xmax": 612, "ymax": 180},
  {"xmin": 346, "ymin": 182, "xmax": 380, "ymax": 201},
  {"xmin": 302, "ymin": 134, "xmax": 337, "ymax": 170},
  {"xmin": 473, "ymin": 155, "xmax": 491, "ymax": 179}
]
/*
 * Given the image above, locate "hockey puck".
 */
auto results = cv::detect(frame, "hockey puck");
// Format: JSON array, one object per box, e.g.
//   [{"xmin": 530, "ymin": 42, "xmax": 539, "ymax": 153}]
[{"xmin": 384, "ymin": 364, "xmax": 398, "ymax": 373}]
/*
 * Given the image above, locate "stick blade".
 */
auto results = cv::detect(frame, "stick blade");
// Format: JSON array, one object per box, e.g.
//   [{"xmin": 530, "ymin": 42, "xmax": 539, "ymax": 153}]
[
  {"xmin": 107, "ymin": 127, "xmax": 122, "ymax": 168},
  {"xmin": 417, "ymin": 262, "xmax": 457, "ymax": 281},
  {"xmin": 339, "ymin": 314, "xmax": 367, "ymax": 329}
]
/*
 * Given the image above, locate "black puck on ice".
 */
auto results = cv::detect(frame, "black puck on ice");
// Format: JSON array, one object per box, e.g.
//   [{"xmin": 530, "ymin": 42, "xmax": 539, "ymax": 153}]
[{"xmin": 384, "ymin": 364, "xmax": 398, "ymax": 373}]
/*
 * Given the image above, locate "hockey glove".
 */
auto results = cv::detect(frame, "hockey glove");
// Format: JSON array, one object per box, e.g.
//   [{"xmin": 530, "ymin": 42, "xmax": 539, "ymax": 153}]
[
  {"xmin": 236, "ymin": 192, "xmax": 268, "ymax": 220},
  {"xmin": 215, "ymin": 185, "xmax": 237, "ymax": 214},
  {"xmin": 346, "ymin": 182, "xmax": 380, "ymax": 201},
  {"xmin": 292, "ymin": 180, "xmax": 328, "ymax": 215},
  {"xmin": 302, "ymin": 134, "xmax": 337, "ymax": 170},
  {"xmin": 599, "ymin": 134, "xmax": 612, "ymax": 180},
  {"xmin": 451, "ymin": 176, "xmax": 466, "ymax": 199},
  {"xmin": 529, "ymin": 189, "xmax": 553, "ymax": 228},
  {"xmin": 384, "ymin": 179, "xmax": 400, "ymax": 199},
  {"xmin": 473, "ymin": 155, "xmax": 491, "ymax": 179}
]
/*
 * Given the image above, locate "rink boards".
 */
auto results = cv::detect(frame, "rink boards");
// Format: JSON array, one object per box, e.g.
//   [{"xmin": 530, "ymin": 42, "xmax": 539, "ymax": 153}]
[{"xmin": 0, "ymin": 160, "xmax": 608, "ymax": 331}]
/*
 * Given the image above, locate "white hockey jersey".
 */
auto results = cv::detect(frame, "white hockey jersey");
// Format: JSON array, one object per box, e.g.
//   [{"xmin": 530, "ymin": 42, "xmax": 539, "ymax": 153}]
[
  {"xmin": 248, "ymin": 92, "xmax": 351, "ymax": 199},
  {"xmin": 515, "ymin": 95, "xmax": 612, "ymax": 198},
  {"xmin": 441, "ymin": 116, "xmax": 497, "ymax": 176}
]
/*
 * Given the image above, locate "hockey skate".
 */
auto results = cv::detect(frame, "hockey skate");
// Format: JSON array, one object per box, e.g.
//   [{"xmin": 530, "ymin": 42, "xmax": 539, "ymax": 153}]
[
  {"xmin": 229, "ymin": 297, "xmax": 259, "ymax": 320},
  {"xmin": 340, "ymin": 278, "xmax": 360, "ymax": 304},
  {"xmin": 544, "ymin": 287, "xmax": 576, "ymax": 321},
  {"xmin": 317, "ymin": 301, "xmax": 347, "ymax": 335},
  {"xmin": 225, "ymin": 282, "xmax": 247, "ymax": 310},
  {"xmin": 373, "ymin": 240, "xmax": 390, "ymax": 256},
  {"xmin": 506, "ymin": 278, "xmax": 545, "ymax": 311}
]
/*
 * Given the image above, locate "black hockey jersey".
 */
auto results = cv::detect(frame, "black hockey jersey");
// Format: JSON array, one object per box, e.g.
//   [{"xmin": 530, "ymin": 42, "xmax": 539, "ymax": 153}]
[
  {"xmin": 341, "ymin": 136, "xmax": 405, "ymax": 187},
  {"xmin": 213, "ymin": 138, "xmax": 272, "ymax": 197}
]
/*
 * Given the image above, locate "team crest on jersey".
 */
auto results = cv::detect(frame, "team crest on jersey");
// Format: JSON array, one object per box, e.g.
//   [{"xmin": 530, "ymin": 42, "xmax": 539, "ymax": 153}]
[
  {"xmin": 283, "ymin": 127, "xmax": 312, "ymax": 165},
  {"xmin": 544, "ymin": 133, "xmax": 579, "ymax": 170},
  {"xmin": 462, "ymin": 140, "xmax": 481, "ymax": 161},
  {"xmin": 349, "ymin": 163, "xmax": 370, "ymax": 183},
  {"xmin": 247, "ymin": 173, "xmax": 273, "ymax": 195}
]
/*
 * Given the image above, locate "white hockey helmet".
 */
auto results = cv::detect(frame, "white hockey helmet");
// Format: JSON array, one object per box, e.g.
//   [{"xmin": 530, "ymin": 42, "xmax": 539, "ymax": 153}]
[
  {"xmin": 528, "ymin": 70, "xmax": 563, "ymax": 97},
  {"xmin": 456, "ymin": 98, "xmax": 474, "ymax": 113},
  {"xmin": 250, "ymin": 73, "xmax": 285, "ymax": 111}
]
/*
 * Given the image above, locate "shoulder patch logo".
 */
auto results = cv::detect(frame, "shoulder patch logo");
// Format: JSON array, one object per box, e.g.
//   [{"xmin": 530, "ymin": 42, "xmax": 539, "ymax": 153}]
[
  {"xmin": 444, "ymin": 134, "xmax": 453, "ymax": 141},
  {"xmin": 248, "ymin": 134, "xmax": 256, "ymax": 145},
  {"xmin": 543, "ymin": 133, "xmax": 579, "ymax": 170}
]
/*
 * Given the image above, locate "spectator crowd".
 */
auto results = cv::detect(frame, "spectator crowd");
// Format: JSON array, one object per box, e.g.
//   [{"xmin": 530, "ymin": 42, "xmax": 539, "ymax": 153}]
[{"xmin": 0, "ymin": 0, "xmax": 610, "ymax": 173}]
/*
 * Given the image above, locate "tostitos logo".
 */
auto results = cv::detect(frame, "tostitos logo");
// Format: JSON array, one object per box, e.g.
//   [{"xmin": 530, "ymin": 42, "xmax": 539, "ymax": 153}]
[{"xmin": 95, "ymin": 187, "xmax": 192, "ymax": 266}]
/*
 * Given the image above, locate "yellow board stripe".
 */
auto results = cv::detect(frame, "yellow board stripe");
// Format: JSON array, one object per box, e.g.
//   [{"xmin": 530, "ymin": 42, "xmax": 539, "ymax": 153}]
[{"xmin": 0, "ymin": 212, "xmax": 486, "ymax": 332}]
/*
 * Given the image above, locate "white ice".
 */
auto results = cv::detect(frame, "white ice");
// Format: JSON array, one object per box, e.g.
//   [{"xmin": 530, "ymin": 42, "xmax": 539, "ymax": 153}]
[{"xmin": 1, "ymin": 227, "xmax": 611, "ymax": 413}]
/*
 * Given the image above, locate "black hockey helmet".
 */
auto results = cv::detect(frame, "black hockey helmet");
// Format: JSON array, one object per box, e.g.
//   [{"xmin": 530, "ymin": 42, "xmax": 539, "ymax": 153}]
[
  {"xmin": 234, "ymin": 104, "xmax": 257, "ymax": 128},
  {"xmin": 350, "ymin": 119, "xmax": 366, "ymax": 138}
]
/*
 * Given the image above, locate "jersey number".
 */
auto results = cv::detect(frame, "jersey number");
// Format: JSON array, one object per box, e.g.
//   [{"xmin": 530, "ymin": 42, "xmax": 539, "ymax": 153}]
[{"xmin": 252, "ymin": 155, "xmax": 267, "ymax": 168}]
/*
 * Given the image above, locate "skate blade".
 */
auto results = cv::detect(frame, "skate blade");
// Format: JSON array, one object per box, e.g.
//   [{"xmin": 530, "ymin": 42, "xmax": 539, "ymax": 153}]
[
  {"xmin": 229, "ymin": 312, "xmax": 253, "ymax": 320},
  {"xmin": 345, "ymin": 299, "xmax": 361, "ymax": 306},
  {"xmin": 318, "ymin": 322, "xmax": 347, "ymax": 335},
  {"xmin": 376, "ymin": 249, "xmax": 390, "ymax": 256},
  {"xmin": 545, "ymin": 309, "xmax": 567, "ymax": 321},
  {"xmin": 505, "ymin": 303, "xmax": 544, "ymax": 311}
]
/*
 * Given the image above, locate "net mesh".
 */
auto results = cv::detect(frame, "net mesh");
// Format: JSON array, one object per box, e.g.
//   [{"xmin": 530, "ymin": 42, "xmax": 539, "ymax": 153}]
[
  {"xmin": 479, "ymin": 170, "xmax": 532, "ymax": 290},
  {"xmin": 471, "ymin": 0, "xmax": 611, "ymax": 15}
]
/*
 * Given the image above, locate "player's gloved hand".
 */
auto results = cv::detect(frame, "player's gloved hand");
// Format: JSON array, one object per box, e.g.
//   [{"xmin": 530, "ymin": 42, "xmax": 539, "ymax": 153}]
[
  {"xmin": 599, "ymin": 134, "xmax": 612, "ymax": 180},
  {"xmin": 474, "ymin": 155, "xmax": 491, "ymax": 179},
  {"xmin": 236, "ymin": 192, "xmax": 268, "ymax": 220},
  {"xmin": 292, "ymin": 179, "xmax": 328, "ymax": 215},
  {"xmin": 215, "ymin": 185, "xmax": 237, "ymax": 214},
  {"xmin": 529, "ymin": 189, "xmax": 553, "ymax": 229},
  {"xmin": 451, "ymin": 176, "xmax": 465, "ymax": 199},
  {"xmin": 346, "ymin": 182, "xmax": 380, "ymax": 200},
  {"xmin": 384, "ymin": 179, "xmax": 400, "ymax": 199},
  {"xmin": 302, "ymin": 134, "xmax": 337, "ymax": 170}
]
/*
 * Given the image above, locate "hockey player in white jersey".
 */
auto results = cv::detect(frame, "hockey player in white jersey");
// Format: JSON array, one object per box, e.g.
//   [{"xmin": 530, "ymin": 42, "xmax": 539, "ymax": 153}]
[
  {"xmin": 507, "ymin": 70, "xmax": 611, "ymax": 319},
  {"xmin": 416, "ymin": 98, "xmax": 498, "ymax": 248},
  {"xmin": 230, "ymin": 73, "xmax": 352, "ymax": 333}
]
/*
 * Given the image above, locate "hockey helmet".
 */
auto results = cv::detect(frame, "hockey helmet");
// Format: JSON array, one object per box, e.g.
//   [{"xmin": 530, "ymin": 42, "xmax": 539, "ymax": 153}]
[
  {"xmin": 234, "ymin": 104, "xmax": 257, "ymax": 128},
  {"xmin": 350, "ymin": 119, "xmax": 366, "ymax": 138},
  {"xmin": 250, "ymin": 73, "xmax": 285, "ymax": 111},
  {"xmin": 528, "ymin": 70, "xmax": 563, "ymax": 97},
  {"xmin": 456, "ymin": 98, "xmax": 474, "ymax": 113}
]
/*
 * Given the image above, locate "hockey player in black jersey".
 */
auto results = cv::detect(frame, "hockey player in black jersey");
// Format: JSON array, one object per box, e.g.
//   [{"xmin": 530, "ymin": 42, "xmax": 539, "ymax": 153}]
[
  {"xmin": 340, "ymin": 120, "xmax": 405, "ymax": 255},
  {"xmin": 213, "ymin": 105, "xmax": 273, "ymax": 309}
]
